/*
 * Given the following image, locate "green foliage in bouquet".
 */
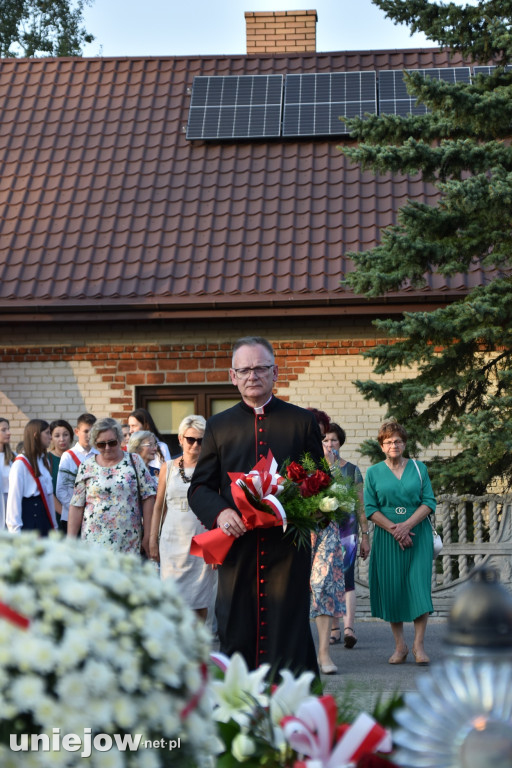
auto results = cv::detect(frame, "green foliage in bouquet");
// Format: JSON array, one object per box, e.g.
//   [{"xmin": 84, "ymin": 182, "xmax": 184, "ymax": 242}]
[{"xmin": 278, "ymin": 454, "xmax": 360, "ymax": 548}]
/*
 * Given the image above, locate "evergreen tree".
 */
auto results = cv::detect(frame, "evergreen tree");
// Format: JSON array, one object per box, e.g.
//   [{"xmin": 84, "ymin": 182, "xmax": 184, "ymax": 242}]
[
  {"xmin": 0, "ymin": 0, "xmax": 94, "ymax": 57},
  {"xmin": 342, "ymin": 0, "xmax": 512, "ymax": 494}
]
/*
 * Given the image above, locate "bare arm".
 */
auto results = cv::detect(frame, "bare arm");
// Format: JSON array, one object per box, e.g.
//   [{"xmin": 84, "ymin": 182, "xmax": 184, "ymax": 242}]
[
  {"xmin": 141, "ymin": 495, "xmax": 154, "ymax": 557},
  {"xmin": 149, "ymin": 465, "xmax": 168, "ymax": 560},
  {"xmin": 355, "ymin": 484, "xmax": 370, "ymax": 560},
  {"xmin": 67, "ymin": 505, "xmax": 84, "ymax": 538}
]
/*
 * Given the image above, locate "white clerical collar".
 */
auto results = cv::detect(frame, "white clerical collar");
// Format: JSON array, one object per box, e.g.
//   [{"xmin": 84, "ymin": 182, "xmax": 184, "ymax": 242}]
[{"xmin": 252, "ymin": 394, "xmax": 273, "ymax": 414}]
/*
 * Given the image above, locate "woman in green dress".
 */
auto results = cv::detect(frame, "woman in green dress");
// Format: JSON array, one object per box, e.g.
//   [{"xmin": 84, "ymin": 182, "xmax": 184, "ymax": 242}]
[{"xmin": 364, "ymin": 420, "xmax": 436, "ymax": 665}]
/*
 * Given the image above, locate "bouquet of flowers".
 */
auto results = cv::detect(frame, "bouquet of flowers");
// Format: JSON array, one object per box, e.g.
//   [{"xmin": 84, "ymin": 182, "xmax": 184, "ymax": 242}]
[
  {"xmin": 0, "ymin": 533, "xmax": 218, "ymax": 767},
  {"xmin": 210, "ymin": 651, "xmax": 397, "ymax": 768},
  {"xmin": 278, "ymin": 453, "xmax": 359, "ymax": 548},
  {"xmin": 191, "ymin": 452, "xmax": 359, "ymax": 563}
]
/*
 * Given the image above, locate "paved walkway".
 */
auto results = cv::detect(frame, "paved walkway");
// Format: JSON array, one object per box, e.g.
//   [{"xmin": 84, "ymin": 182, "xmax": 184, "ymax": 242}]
[{"xmin": 312, "ymin": 617, "xmax": 449, "ymax": 710}]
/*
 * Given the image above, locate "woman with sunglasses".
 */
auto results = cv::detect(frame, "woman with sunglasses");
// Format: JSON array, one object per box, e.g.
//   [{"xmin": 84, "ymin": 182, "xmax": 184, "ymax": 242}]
[
  {"xmin": 127, "ymin": 431, "xmax": 160, "ymax": 488},
  {"xmin": 149, "ymin": 415, "xmax": 216, "ymax": 621},
  {"xmin": 128, "ymin": 408, "xmax": 170, "ymax": 471},
  {"xmin": 364, "ymin": 419, "xmax": 436, "ymax": 666},
  {"xmin": 68, "ymin": 418, "xmax": 155, "ymax": 556}
]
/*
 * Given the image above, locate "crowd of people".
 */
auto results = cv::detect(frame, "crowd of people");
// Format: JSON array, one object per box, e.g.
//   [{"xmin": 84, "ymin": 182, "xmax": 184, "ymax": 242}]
[{"xmin": 0, "ymin": 335, "xmax": 436, "ymax": 677}]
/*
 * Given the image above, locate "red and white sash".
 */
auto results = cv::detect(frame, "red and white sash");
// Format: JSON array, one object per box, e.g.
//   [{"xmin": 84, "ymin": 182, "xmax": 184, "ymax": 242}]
[{"xmin": 15, "ymin": 456, "xmax": 57, "ymax": 530}]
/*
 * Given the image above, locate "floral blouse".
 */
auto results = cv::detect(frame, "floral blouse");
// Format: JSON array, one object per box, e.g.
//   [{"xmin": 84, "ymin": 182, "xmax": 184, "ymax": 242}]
[{"xmin": 71, "ymin": 453, "xmax": 155, "ymax": 554}]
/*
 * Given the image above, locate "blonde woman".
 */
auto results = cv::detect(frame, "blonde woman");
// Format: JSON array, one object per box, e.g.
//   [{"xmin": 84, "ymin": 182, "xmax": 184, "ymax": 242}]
[{"xmin": 149, "ymin": 415, "xmax": 216, "ymax": 621}]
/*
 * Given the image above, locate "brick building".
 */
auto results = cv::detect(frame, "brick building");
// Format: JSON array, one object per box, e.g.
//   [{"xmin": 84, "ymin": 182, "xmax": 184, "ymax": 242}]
[{"xmin": 0, "ymin": 11, "xmax": 485, "ymax": 463}]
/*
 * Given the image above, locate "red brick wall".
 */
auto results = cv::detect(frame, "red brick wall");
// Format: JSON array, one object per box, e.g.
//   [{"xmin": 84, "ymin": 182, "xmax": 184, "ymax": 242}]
[{"xmin": 0, "ymin": 338, "xmax": 390, "ymax": 420}]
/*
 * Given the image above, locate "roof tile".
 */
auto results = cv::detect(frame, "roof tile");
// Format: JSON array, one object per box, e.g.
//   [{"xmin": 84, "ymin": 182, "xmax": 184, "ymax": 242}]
[{"xmin": 0, "ymin": 48, "xmax": 489, "ymax": 309}]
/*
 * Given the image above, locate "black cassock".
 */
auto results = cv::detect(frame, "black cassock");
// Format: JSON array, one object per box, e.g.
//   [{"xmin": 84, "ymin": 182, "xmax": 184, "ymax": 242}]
[{"xmin": 188, "ymin": 396, "xmax": 323, "ymax": 676}]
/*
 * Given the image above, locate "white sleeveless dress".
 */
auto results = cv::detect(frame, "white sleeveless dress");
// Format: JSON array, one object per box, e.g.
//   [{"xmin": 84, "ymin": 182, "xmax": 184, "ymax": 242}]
[{"xmin": 159, "ymin": 461, "xmax": 217, "ymax": 610}]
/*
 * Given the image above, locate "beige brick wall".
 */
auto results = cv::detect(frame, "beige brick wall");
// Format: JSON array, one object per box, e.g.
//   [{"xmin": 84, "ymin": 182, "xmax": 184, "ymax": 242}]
[
  {"xmin": 0, "ymin": 360, "xmax": 112, "ymax": 443},
  {"xmin": 279, "ymin": 353, "xmax": 404, "ymax": 473},
  {"xmin": 245, "ymin": 9, "xmax": 317, "ymax": 54},
  {"xmin": 280, "ymin": 352, "xmax": 456, "ymax": 473},
  {"xmin": 0, "ymin": 320, "xmax": 458, "ymax": 460}
]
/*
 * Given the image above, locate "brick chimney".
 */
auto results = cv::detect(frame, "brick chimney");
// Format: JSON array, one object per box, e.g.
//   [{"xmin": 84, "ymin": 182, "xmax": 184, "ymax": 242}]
[{"xmin": 245, "ymin": 10, "xmax": 317, "ymax": 54}]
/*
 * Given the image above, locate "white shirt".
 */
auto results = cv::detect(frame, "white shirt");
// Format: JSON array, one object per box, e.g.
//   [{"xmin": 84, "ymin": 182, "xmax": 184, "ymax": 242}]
[
  {"xmin": 6, "ymin": 455, "xmax": 57, "ymax": 533},
  {"xmin": 56, "ymin": 443, "xmax": 98, "ymax": 521},
  {"xmin": 149, "ymin": 440, "xmax": 171, "ymax": 471},
  {"xmin": 0, "ymin": 453, "xmax": 14, "ymax": 528},
  {"xmin": 0, "ymin": 454, "xmax": 12, "ymax": 501}
]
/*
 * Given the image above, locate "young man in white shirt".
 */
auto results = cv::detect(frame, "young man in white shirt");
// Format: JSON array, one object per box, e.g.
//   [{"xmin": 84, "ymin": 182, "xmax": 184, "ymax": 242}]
[{"xmin": 56, "ymin": 413, "xmax": 97, "ymax": 533}]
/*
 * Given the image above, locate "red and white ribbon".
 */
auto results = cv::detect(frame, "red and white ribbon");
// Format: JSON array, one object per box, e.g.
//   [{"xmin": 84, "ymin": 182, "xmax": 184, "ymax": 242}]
[
  {"xmin": 282, "ymin": 696, "xmax": 392, "ymax": 767},
  {"xmin": 210, "ymin": 651, "xmax": 230, "ymax": 673},
  {"xmin": 234, "ymin": 452, "xmax": 287, "ymax": 531},
  {"xmin": 191, "ymin": 451, "xmax": 288, "ymax": 564}
]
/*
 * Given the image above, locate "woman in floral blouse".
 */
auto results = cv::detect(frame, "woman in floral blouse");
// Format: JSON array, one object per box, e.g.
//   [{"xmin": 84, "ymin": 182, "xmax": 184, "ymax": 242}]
[{"xmin": 68, "ymin": 418, "xmax": 155, "ymax": 555}]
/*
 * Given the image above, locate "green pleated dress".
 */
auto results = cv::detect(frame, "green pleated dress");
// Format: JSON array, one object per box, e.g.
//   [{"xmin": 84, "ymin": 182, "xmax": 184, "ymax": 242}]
[{"xmin": 364, "ymin": 460, "xmax": 436, "ymax": 623}]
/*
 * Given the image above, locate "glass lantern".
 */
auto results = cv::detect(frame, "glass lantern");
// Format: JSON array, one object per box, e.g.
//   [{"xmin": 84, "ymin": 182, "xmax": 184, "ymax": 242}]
[{"xmin": 393, "ymin": 567, "xmax": 512, "ymax": 768}]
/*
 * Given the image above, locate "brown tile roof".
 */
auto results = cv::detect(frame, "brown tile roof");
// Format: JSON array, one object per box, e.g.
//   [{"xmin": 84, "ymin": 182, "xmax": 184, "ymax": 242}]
[{"xmin": 0, "ymin": 48, "xmax": 490, "ymax": 318}]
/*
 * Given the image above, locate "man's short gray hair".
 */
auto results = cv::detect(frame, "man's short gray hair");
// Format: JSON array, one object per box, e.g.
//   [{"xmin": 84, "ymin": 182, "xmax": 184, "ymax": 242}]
[
  {"xmin": 90, "ymin": 417, "xmax": 124, "ymax": 447},
  {"xmin": 127, "ymin": 430, "xmax": 155, "ymax": 454},
  {"xmin": 231, "ymin": 336, "xmax": 274, "ymax": 365},
  {"xmin": 178, "ymin": 414, "xmax": 207, "ymax": 437}
]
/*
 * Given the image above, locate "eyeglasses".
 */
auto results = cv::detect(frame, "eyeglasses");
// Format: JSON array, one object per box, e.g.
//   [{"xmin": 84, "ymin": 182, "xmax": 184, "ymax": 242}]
[
  {"xmin": 96, "ymin": 439, "xmax": 119, "ymax": 449},
  {"xmin": 383, "ymin": 440, "xmax": 403, "ymax": 447},
  {"xmin": 183, "ymin": 436, "xmax": 203, "ymax": 446},
  {"xmin": 232, "ymin": 365, "xmax": 275, "ymax": 379},
  {"xmin": 140, "ymin": 443, "xmax": 156, "ymax": 448}
]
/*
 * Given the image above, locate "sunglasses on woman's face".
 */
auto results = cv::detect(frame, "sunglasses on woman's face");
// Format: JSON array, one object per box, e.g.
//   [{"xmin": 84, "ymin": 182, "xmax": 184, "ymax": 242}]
[
  {"xmin": 183, "ymin": 436, "xmax": 203, "ymax": 446},
  {"xmin": 96, "ymin": 439, "xmax": 119, "ymax": 449}
]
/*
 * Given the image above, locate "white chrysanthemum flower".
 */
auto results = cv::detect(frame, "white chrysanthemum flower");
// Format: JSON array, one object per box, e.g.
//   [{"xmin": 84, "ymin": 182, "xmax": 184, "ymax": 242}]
[
  {"xmin": 33, "ymin": 695, "xmax": 61, "ymax": 725},
  {"xmin": 82, "ymin": 660, "xmax": 116, "ymax": 695},
  {"xmin": 87, "ymin": 697, "xmax": 114, "ymax": 728},
  {"xmin": 0, "ymin": 534, "xmax": 215, "ymax": 767},
  {"xmin": 136, "ymin": 749, "xmax": 161, "ymax": 768},
  {"xmin": 56, "ymin": 673, "xmax": 89, "ymax": 707},
  {"xmin": 112, "ymin": 696, "xmax": 138, "ymax": 729},
  {"xmin": 88, "ymin": 745, "xmax": 125, "ymax": 768},
  {"xmin": 10, "ymin": 674, "xmax": 45, "ymax": 709}
]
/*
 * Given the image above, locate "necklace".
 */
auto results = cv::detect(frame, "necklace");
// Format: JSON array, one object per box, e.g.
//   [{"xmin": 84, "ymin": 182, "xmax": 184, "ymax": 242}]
[{"xmin": 178, "ymin": 456, "xmax": 194, "ymax": 483}]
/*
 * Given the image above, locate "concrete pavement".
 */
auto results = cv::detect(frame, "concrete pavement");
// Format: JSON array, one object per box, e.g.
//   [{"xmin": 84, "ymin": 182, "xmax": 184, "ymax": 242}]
[{"xmin": 312, "ymin": 617, "xmax": 449, "ymax": 710}]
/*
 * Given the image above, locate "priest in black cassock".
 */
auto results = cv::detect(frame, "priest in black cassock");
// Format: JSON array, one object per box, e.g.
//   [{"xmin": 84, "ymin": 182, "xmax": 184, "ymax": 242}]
[{"xmin": 188, "ymin": 336, "xmax": 323, "ymax": 677}]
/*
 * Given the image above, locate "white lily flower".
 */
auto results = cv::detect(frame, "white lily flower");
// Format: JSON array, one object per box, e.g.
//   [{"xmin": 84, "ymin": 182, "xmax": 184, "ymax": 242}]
[
  {"xmin": 212, "ymin": 652, "xmax": 270, "ymax": 727},
  {"xmin": 270, "ymin": 668, "xmax": 315, "ymax": 724}
]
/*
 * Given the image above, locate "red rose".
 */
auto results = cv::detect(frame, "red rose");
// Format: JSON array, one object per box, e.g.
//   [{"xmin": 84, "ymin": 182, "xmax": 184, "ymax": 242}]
[
  {"xmin": 287, "ymin": 461, "xmax": 308, "ymax": 482},
  {"xmin": 300, "ymin": 470, "xmax": 331, "ymax": 498}
]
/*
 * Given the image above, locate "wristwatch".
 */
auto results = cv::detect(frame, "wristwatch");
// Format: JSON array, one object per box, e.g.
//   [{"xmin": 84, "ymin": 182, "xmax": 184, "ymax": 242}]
[{"xmin": 361, "ymin": 531, "xmax": 369, "ymax": 536}]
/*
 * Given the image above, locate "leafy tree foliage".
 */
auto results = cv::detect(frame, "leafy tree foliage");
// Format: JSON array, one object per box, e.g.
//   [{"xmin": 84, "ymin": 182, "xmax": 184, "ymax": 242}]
[
  {"xmin": 342, "ymin": 0, "xmax": 512, "ymax": 494},
  {"xmin": 0, "ymin": 0, "xmax": 94, "ymax": 57}
]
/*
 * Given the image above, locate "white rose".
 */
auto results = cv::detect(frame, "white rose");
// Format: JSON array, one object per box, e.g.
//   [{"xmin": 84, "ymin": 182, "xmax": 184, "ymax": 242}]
[
  {"xmin": 232, "ymin": 732, "xmax": 257, "ymax": 761},
  {"xmin": 319, "ymin": 496, "xmax": 339, "ymax": 513}
]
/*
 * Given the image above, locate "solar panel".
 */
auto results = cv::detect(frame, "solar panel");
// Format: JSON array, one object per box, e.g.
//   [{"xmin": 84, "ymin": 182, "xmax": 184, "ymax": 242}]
[
  {"xmin": 186, "ymin": 75, "xmax": 283, "ymax": 140},
  {"xmin": 282, "ymin": 72, "xmax": 377, "ymax": 137},
  {"xmin": 472, "ymin": 66, "xmax": 496, "ymax": 78},
  {"xmin": 379, "ymin": 67, "xmax": 471, "ymax": 116},
  {"xmin": 473, "ymin": 65, "xmax": 512, "ymax": 78}
]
